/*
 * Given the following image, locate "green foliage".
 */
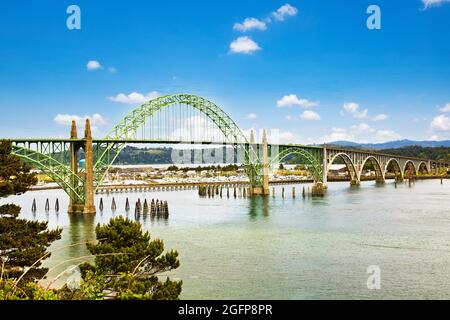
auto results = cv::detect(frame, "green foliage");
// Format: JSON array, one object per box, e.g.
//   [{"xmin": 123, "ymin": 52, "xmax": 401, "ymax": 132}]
[
  {"xmin": 0, "ymin": 140, "xmax": 37, "ymax": 198},
  {"xmin": 0, "ymin": 204, "xmax": 21, "ymax": 217},
  {"xmin": 0, "ymin": 217, "xmax": 62, "ymax": 281},
  {"xmin": 0, "ymin": 139, "xmax": 61, "ymax": 284},
  {"xmin": 63, "ymin": 217, "xmax": 182, "ymax": 300},
  {"xmin": 0, "ymin": 279, "xmax": 59, "ymax": 300}
]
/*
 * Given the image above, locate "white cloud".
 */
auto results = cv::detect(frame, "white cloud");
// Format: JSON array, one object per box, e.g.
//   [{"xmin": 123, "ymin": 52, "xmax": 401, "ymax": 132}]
[
  {"xmin": 54, "ymin": 113, "xmax": 107, "ymax": 128},
  {"xmin": 272, "ymin": 130, "xmax": 301, "ymax": 144},
  {"xmin": 277, "ymin": 94, "xmax": 320, "ymax": 108},
  {"xmin": 272, "ymin": 4, "xmax": 298, "ymax": 21},
  {"xmin": 350, "ymin": 123, "xmax": 374, "ymax": 134},
  {"xmin": 374, "ymin": 130, "xmax": 401, "ymax": 143},
  {"xmin": 439, "ymin": 103, "xmax": 450, "ymax": 113},
  {"xmin": 108, "ymin": 67, "xmax": 117, "ymax": 74},
  {"xmin": 242, "ymin": 129, "xmax": 302, "ymax": 144},
  {"xmin": 300, "ymin": 110, "xmax": 320, "ymax": 121},
  {"xmin": 372, "ymin": 114, "xmax": 388, "ymax": 121},
  {"xmin": 428, "ymin": 134, "xmax": 444, "ymax": 141},
  {"xmin": 343, "ymin": 102, "xmax": 359, "ymax": 113},
  {"xmin": 431, "ymin": 114, "xmax": 450, "ymax": 131},
  {"xmin": 86, "ymin": 60, "xmax": 102, "ymax": 71},
  {"xmin": 321, "ymin": 125, "xmax": 401, "ymax": 144},
  {"xmin": 342, "ymin": 102, "xmax": 368, "ymax": 119},
  {"xmin": 229, "ymin": 36, "xmax": 261, "ymax": 54},
  {"xmin": 354, "ymin": 109, "xmax": 368, "ymax": 119},
  {"xmin": 234, "ymin": 18, "xmax": 267, "ymax": 32},
  {"xmin": 422, "ymin": 0, "xmax": 450, "ymax": 9},
  {"xmin": 285, "ymin": 115, "xmax": 294, "ymax": 121},
  {"xmin": 412, "ymin": 117, "xmax": 427, "ymax": 123},
  {"xmin": 322, "ymin": 128, "xmax": 355, "ymax": 143},
  {"xmin": 245, "ymin": 113, "xmax": 257, "ymax": 120},
  {"xmin": 277, "ymin": 131, "xmax": 296, "ymax": 142},
  {"xmin": 108, "ymin": 91, "xmax": 160, "ymax": 104}
]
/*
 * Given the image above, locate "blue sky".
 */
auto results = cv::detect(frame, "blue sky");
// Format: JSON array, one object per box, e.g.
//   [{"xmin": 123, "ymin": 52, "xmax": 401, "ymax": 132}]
[{"xmin": 0, "ymin": 0, "xmax": 449, "ymax": 144}]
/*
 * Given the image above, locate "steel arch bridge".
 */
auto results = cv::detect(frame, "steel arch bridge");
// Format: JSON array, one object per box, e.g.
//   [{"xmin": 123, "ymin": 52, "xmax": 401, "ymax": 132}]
[
  {"xmin": 93, "ymin": 94, "xmax": 260, "ymax": 189},
  {"xmin": 6, "ymin": 93, "xmax": 450, "ymax": 213}
]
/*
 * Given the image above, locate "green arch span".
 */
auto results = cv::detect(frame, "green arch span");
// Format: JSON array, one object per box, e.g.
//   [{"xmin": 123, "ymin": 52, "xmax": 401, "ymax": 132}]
[
  {"xmin": 94, "ymin": 94, "xmax": 260, "ymax": 188},
  {"xmin": 11, "ymin": 145, "xmax": 85, "ymax": 201},
  {"xmin": 271, "ymin": 147, "xmax": 323, "ymax": 182}
]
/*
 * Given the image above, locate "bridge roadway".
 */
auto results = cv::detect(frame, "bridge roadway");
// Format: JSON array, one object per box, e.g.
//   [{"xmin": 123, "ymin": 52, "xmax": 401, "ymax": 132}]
[
  {"xmin": 7, "ymin": 94, "xmax": 450, "ymax": 214},
  {"xmin": 9, "ymin": 137, "xmax": 441, "ymax": 164}
]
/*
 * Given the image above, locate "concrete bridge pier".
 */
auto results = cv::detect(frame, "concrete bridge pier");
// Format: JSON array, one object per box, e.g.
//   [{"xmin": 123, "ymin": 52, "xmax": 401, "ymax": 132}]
[
  {"xmin": 83, "ymin": 119, "xmax": 96, "ymax": 214},
  {"xmin": 250, "ymin": 130, "xmax": 270, "ymax": 196},
  {"xmin": 68, "ymin": 120, "xmax": 84, "ymax": 214},
  {"xmin": 376, "ymin": 176, "xmax": 386, "ymax": 184},
  {"xmin": 67, "ymin": 119, "xmax": 96, "ymax": 214}
]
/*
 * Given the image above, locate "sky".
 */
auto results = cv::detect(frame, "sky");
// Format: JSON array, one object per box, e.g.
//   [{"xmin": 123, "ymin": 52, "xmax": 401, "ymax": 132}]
[{"xmin": 0, "ymin": 0, "xmax": 449, "ymax": 144}]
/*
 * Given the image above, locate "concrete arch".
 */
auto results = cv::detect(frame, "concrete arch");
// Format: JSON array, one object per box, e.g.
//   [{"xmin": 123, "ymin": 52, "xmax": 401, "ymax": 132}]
[
  {"xmin": 384, "ymin": 158, "xmax": 403, "ymax": 181},
  {"xmin": 359, "ymin": 156, "xmax": 384, "ymax": 182},
  {"xmin": 327, "ymin": 153, "xmax": 358, "ymax": 182},
  {"xmin": 418, "ymin": 161, "xmax": 429, "ymax": 174},
  {"xmin": 403, "ymin": 160, "xmax": 417, "ymax": 176}
]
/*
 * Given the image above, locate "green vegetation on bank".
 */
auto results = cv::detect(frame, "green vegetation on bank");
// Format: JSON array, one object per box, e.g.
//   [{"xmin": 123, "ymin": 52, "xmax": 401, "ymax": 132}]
[
  {"xmin": 58, "ymin": 217, "xmax": 182, "ymax": 300},
  {"xmin": 0, "ymin": 140, "xmax": 182, "ymax": 300}
]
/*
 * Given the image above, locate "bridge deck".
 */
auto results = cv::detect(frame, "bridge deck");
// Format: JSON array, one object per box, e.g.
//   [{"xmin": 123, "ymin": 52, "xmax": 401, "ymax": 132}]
[{"xmin": 9, "ymin": 138, "xmax": 441, "ymax": 163}]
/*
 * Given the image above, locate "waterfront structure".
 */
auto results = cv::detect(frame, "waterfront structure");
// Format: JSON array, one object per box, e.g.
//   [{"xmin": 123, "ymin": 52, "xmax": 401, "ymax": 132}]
[{"xmin": 6, "ymin": 94, "xmax": 449, "ymax": 213}]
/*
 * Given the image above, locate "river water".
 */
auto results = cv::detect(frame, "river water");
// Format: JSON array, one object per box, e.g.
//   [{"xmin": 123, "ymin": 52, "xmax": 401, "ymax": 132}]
[{"xmin": 2, "ymin": 179, "xmax": 450, "ymax": 299}]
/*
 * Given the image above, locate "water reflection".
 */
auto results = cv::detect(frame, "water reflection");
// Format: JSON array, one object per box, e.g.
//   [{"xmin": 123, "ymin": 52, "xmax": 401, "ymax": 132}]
[
  {"xmin": 247, "ymin": 196, "xmax": 270, "ymax": 220},
  {"xmin": 4, "ymin": 180, "xmax": 450, "ymax": 299},
  {"xmin": 67, "ymin": 213, "xmax": 96, "ymax": 258}
]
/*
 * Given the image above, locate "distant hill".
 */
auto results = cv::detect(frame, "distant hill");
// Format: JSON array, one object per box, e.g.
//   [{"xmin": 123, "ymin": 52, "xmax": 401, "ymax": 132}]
[
  {"xmin": 378, "ymin": 146, "xmax": 450, "ymax": 162},
  {"xmin": 329, "ymin": 139, "xmax": 450, "ymax": 150}
]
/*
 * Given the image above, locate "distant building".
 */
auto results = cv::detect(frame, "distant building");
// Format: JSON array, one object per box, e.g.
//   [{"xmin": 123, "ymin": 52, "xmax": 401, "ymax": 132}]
[{"xmin": 328, "ymin": 164, "xmax": 348, "ymax": 177}]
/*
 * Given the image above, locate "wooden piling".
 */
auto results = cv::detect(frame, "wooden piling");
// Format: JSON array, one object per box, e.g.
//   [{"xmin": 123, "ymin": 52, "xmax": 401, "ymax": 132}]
[
  {"xmin": 111, "ymin": 197, "xmax": 117, "ymax": 211},
  {"xmin": 143, "ymin": 199, "xmax": 149, "ymax": 215}
]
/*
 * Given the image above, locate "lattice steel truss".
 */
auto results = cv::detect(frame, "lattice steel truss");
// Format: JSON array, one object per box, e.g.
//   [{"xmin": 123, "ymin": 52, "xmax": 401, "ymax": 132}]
[
  {"xmin": 93, "ymin": 94, "xmax": 261, "ymax": 190},
  {"xmin": 11, "ymin": 141, "xmax": 85, "ymax": 201}
]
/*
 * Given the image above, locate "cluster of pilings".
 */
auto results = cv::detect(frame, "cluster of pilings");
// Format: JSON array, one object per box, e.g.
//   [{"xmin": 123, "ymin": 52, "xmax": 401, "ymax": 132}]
[
  {"xmin": 198, "ymin": 184, "xmax": 327, "ymax": 199},
  {"xmin": 98, "ymin": 196, "xmax": 169, "ymax": 220},
  {"xmin": 198, "ymin": 185, "xmax": 250, "ymax": 199},
  {"xmin": 269, "ymin": 185, "xmax": 324, "ymax": 198},
  {"xmin": 32, "ymin": 198, "xmax": 60, "ymax": 213},
  {"xmin": 134, "ymin": 198, "xmax": 169, "ymax": 220}
]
